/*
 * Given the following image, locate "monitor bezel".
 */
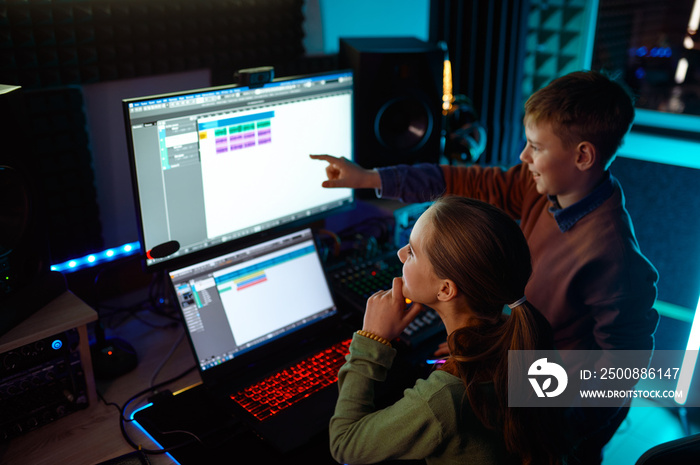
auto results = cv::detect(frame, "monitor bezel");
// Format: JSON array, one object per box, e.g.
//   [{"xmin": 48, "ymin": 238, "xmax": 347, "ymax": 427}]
[{"xmin": 122, "ymin": 69, "xmax": 355, "ymax": 274}]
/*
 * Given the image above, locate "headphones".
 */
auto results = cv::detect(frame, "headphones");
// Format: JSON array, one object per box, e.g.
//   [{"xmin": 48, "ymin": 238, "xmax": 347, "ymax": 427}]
[{"xmin": 444, "ymin": 95, "xmax": 486, "ymax": 165}]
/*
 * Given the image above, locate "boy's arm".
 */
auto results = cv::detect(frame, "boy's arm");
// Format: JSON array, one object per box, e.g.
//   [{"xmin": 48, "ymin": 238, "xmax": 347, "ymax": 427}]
[
  {"xmin": 591, "ymin": 252, "xmax": 659, "ymax": 368},
  {"xmin": 377, "ymin": 162, "xmax": 533, "ymax": 213},
  {"xmin": 571, "ymin": 228, "xmax": 660, "ymax": 408},
  {"xmin": 440, "ymin": 163, "xmax": 533, "ymax": 219},
  {"xmin": 314, "ymin": 155, "xmax": 533, "ymax": 216},
  {"xmin": 376, "ymin": 163, "xmax": 446, "ymax": 202}
]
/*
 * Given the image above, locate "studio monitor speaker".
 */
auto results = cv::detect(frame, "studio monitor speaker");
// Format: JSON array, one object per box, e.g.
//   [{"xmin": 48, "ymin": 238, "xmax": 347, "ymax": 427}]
[
  {"xmin": 0, "ymin": 85, "xmax": 64, "ymax": 337},
  {"xmin": 339, "ymin": 37, "xmax": 444, "ymax": 169}
]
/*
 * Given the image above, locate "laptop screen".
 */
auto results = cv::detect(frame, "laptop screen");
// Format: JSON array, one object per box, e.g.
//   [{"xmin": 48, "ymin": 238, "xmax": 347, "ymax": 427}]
[{"xmin": 168, "ymin": 228, "xmax": 336, "ymax": 372}]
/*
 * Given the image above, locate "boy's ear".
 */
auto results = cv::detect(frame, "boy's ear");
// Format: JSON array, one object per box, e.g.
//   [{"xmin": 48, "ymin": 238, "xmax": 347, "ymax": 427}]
[
  {"xmin": 575, "ymin": 141, "xmax": 597, "ymax": 171},
  {"xmin": 437, "ymin": 279, "xmax": 459, "ymax": 302}
]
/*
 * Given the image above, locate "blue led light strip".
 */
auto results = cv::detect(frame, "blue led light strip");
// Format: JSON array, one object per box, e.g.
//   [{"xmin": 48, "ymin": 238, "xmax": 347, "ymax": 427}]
[
  {"xmin": 129, "ymin": 403, "xmax": 182, "ymax": 464},
  {"xmin": 50, "ymin": 241, "xmax": 141, "ymax": 273}
]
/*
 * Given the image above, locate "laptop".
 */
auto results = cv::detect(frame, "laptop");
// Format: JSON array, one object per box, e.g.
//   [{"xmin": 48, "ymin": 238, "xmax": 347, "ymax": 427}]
[{"xmin": 166, "ymin": 227, "xmax": 352, "ymax": 453}]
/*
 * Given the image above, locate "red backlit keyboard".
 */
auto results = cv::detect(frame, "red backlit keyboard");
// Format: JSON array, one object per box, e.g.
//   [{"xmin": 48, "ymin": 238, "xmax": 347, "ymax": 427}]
[{"xmin": 230, "ymin": 338, "xmax": 351, "ymax": 421}]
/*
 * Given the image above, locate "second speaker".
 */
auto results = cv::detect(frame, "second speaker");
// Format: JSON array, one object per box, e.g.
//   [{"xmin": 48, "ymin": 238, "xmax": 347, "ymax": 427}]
[{"xmin": 339, "ymin": 37, "xmax": 444, "ymax": 169}]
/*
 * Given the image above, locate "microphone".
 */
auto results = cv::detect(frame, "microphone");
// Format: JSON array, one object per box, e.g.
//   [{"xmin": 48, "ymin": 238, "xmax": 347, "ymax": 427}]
[
  {"xmin": 146, "ymin": 240, "xmax": 180, "ymax": 260},
  {"xmin": 90, "ymin": 240, "xmax": 180, "ymax": 379}
]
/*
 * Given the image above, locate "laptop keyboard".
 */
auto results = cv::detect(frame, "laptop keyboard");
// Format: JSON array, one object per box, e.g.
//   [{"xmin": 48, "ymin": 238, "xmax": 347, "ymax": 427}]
[{"xmin": 230, "ymin": 338, "xmax": 352, "ymax": 421}]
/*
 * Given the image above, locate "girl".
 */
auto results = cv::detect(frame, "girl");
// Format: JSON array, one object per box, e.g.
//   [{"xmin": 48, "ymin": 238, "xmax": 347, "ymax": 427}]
[{"xmin": 329, "ymin": 196, "xmax": 570, "ymax": 465}]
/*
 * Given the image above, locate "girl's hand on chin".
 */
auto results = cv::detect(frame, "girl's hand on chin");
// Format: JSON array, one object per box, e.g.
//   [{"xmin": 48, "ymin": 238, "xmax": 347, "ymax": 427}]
[{"xmin": 363, "ymin": 277, "xmax": 425, "ymax": 341}]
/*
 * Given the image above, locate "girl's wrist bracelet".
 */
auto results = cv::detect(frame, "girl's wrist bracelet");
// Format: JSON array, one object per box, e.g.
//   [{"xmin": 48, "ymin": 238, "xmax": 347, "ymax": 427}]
[{"xmin": 356, "ymin": 329, "xmax": 392, "ymax": 346}]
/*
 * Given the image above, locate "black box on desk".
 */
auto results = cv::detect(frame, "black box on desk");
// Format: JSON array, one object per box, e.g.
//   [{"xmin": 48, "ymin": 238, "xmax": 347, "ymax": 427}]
[{"xmin": 0, "ymin": 291, "xmax": 97, "ymax": 440}]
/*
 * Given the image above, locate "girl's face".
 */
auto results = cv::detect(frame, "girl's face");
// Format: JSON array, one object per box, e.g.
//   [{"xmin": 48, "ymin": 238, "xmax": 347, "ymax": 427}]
[{"xmin": 397, "ymin": 212, "xmax": 443, "ymax": 305}]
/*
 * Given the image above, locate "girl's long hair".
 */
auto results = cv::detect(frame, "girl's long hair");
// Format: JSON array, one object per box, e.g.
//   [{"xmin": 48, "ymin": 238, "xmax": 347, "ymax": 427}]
[{"xmin": 425, "ymin": 196, "xmax": 569, "ymax": 465}]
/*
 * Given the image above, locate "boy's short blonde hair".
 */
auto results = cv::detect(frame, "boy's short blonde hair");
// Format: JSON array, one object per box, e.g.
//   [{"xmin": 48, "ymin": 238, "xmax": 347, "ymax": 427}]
[{"xmin": 524, "ymin": 70, "xmax": 635, "ymax": 169}]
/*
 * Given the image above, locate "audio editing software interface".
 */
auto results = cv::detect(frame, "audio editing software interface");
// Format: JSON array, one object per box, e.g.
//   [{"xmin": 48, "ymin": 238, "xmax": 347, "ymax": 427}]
[{"xmin": 125, "ymin": 71, "xmax": 354, "ymax": 267}]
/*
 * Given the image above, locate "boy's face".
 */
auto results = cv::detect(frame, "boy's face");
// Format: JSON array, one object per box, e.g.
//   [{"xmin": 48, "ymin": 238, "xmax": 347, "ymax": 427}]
[{"xmin": 519, "ymin": 121, "xmax": 582, "ymax": 207}]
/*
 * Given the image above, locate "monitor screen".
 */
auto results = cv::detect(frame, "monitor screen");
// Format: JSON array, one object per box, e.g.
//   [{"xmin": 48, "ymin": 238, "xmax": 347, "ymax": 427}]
[{"xmin": 123, "ymin": 70, "xmax": 354, "ymax": 271}]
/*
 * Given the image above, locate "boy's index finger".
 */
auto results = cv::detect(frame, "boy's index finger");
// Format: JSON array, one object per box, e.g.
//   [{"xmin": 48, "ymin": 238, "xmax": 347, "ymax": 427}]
[{"xmin": 309, "ymin": 154, "xmax": 336, "ymax": 163}]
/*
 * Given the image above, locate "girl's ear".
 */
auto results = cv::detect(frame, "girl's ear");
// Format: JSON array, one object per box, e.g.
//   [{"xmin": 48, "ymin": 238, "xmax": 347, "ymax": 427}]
[
  {"xmin": 437, "ymin": 279, "xmax": 459, "ymax": 302},
  {"xmin": 575, "ymin": 141, "xmax": 597, "ymax": 171}
]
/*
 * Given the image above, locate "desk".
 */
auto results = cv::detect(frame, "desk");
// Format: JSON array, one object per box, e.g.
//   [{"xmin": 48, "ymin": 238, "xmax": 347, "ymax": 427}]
[
  {"xmin": 0, "ymin": 291, "xmax": 201, "ymax": 465},
  {"xmin": 0, "ymin": 255, "xmax": 433, "ymax": 464}
]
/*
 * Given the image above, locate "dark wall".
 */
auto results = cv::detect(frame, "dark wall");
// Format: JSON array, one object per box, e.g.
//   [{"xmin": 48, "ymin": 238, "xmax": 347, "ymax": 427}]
[
  {"xmin": 0, "ymin": 0, "xmax": 333, "ymax": 264},
  {"xmin": 0, "ymin": 0, "xmax": 308, "ymax": 89},
  {"xmin": 430, "ymin": 0, "xmax": 529, "ymax": 166},
  {"xmin": 611, "ymin": 156, "xmax": 700, "ymax": 310}
]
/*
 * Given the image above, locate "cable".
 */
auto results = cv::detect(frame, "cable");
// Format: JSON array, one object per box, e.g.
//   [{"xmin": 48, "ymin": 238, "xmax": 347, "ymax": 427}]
[
  {"xmin": 91, "ymin": 256, "xmax": 180, "ymax": 335},
  {"xmin": 97, "ymin": 389, "xmax": 124, "ymax": 417},
  {"xmin": 98, "ymin": 370, "xmax": 207, "ymax": 457},
  {"xmin": 118, "ymin": 364, "xmax": 199, "ymax": 454}
]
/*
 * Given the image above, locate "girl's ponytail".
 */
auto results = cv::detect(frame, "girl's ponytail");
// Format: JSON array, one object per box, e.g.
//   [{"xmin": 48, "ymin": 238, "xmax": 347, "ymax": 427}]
[{"xmin": 424, "ymin": 196, "xmax": 567, "ymax": 464}]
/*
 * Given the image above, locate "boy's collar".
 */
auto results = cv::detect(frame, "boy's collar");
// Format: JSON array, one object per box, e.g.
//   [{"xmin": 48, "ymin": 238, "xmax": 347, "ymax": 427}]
[{"xmin": 548, "ymin": 172, "xmax": 614, "ymax": 232}]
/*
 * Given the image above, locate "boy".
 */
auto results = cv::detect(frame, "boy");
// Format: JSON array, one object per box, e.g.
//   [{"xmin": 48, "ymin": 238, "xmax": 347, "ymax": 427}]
[{"xmin": 311, "ymin": 70, "xmax": 659, "ymax": 463}]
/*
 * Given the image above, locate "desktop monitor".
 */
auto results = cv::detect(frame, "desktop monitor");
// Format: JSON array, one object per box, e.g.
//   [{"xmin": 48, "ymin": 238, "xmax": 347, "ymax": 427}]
[{"xmin": 122, "ymin": 70, "xmax": 355, "ymax": 271}]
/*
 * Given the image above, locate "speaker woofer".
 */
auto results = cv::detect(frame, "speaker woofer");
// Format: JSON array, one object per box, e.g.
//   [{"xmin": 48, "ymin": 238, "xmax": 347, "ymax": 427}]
[{"xmin": 374, "ymin": 95, "xmax": 433, "ymax": 152}]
